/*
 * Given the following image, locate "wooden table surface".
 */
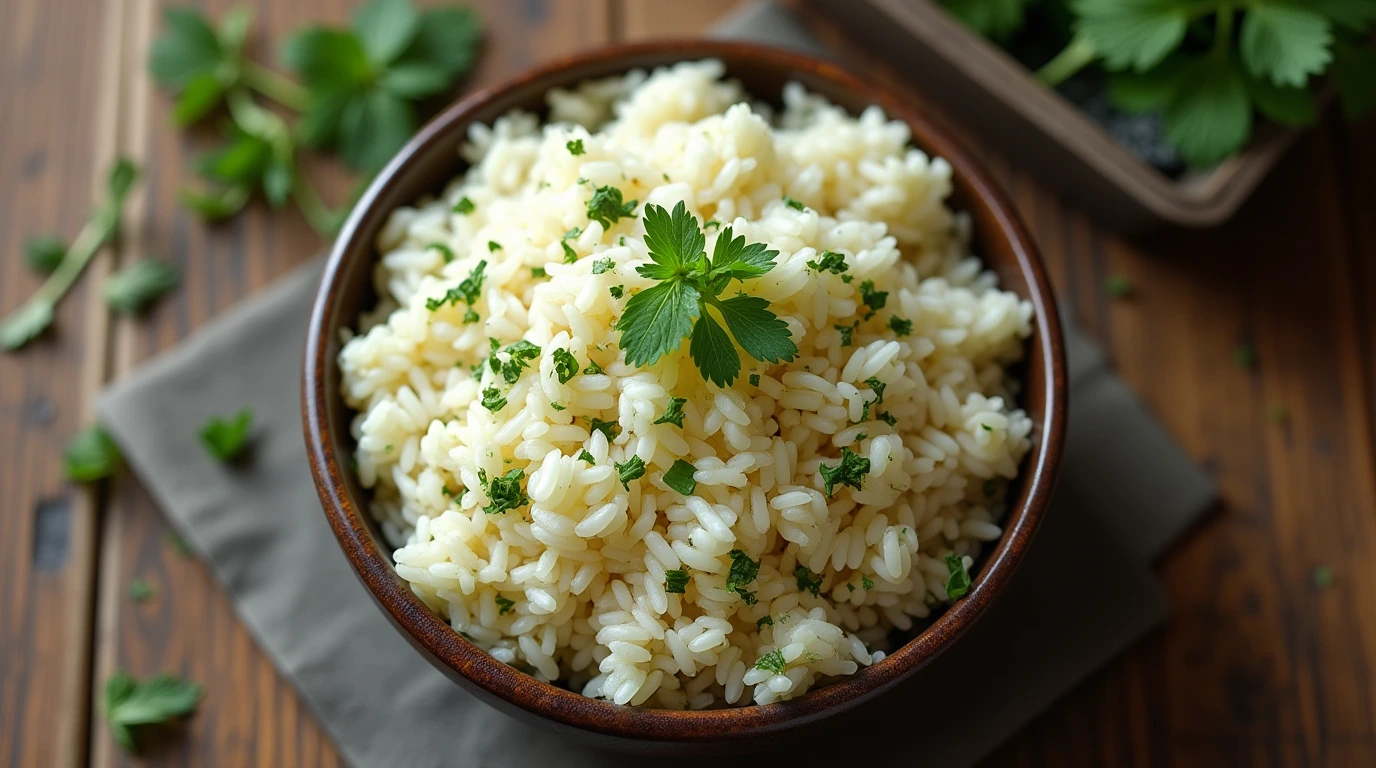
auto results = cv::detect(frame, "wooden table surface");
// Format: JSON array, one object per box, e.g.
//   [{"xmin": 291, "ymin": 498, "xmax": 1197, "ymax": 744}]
[{"xmin": 3, "ymin": 0, "xmax": 1374, "ymax": 765}]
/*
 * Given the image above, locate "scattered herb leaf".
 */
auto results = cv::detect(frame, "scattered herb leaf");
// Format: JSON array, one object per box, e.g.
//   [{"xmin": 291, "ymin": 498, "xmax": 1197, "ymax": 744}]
[
  {"xmin": 819, "ymin": 448, "xmax": 870, "ymax": 497},
  {"xmin": 663, "ymin": 459, "xmax": 698, "ymax": 495},
  {"xmin": 199, "ymin": 408, "xmax": 254, "ymax": 462},
  {"xmin": 944, "ymin": 552, "xmax": 971, "ymax": 599}
]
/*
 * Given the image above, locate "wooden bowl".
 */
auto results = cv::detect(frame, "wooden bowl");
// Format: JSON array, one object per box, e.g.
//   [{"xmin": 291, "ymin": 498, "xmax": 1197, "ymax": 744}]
[{"xmin": 303, "ymin": 40, "xmax": 1067, "ymax": 752}]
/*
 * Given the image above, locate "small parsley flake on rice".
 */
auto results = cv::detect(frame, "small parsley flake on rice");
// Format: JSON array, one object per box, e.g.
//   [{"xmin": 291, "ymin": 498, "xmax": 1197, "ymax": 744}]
[{"xmin": 339, "ymin": 60, "xmax": 1033, "ymax": 709}]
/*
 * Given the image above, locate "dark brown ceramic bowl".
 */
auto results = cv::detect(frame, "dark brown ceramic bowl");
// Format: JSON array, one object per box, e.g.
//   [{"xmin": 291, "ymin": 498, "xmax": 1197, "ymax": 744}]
[{"xmin": 303, "ymin": 41, "xmax": 1067, "ymax": 752}]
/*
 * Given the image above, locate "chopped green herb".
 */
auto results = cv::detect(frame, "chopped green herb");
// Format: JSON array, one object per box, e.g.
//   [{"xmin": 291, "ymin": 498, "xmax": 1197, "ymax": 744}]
[
  {"xmin": 866, "ymin": 377, "xmax": 886, "ymax": 404},
  {"xmin": 835, "ymin": 322, "xmax": 857, "ymax": 347},
  {"xmin": 199, "ymin": 408, "xmax": 253, "ymax": 462},
  {"xmin": 561, "ymin": 227, "xmax": 581, "ymax": 263},
  {"xmin": 583, "ymin": 359, "xmax": 604, "ymax": 375},
  {"xmin": 662, "ymin": 459, "xmax": 698, "ymax": 495},
  {"xmin": 591, "ymin": 257, "xmax": 614, "ymax": 275},
  {"xmin": 495, "ymin": 595, "xmax": 516, "ymax": 615},
  {"xmin": 861, "ymin": 574, "xmax": 874, "ymax": 590},
  {"xmin": 64, "ymin": 425, "xmax": 121, "ymax": 482},
  {"xmin": 129, "ymin": 578, "xmax": 154, "ymax": 603},
  {"xmin": 807, "ymin": 250, "xmax": 848, "ymax": 275},
  {"xmin": 549, "ymin": 401, "xmax": 566, "ymax": 411},
  {"xmin": 754, "ymin": 649, "xmax": 787, "ymax": 674},
  {"xmin": 847, "ymin": 582, "xmax": 855, "ymax": 592},
  {"xmin": 794, "ymin": 565, "xmax": 823, "ymax": 597},
  {"xmin": 841, "ymin": 274, "xmax": 853, "ymax": 283},
  {"xmin": 481, "ymin": 387, "xmax": 507, "ymax": 412},
  {"xmin": 427, "ymin": 242, "xmax": 455, "ymax": 263},
  {"xmin": 552, "ymin": 348, "xmax": 579, "ymax": 384},
  {"xmin": 487, "ymin": 240, "xmax": 501, "ymax": 252},
  {"xmin": 105, "ymin": 260, "xmax": 180, "ymax": 314},
  {"xmin": 726, "ymin": 549, "xmax": 760, "ymax": 604},
  {"xmin": 981, "ymin": 424, "xmax": 993, "ymax": 432},
  {"xmin": 589, "ymin": 417, "xmax": 619, "ymax": 441},
  {"xmin": 25, "ymin": 236, "xmax": 67, "ymax": 274},
  {"xmin": 889, "ymin": 316, "xmax": 913, "ymax": 337},
  {"xmin": 1233, "ymin": 342, "xmax": 1258, "ymax": 370},
  {"xmin": 756, "ymin": 615, "xmax": 774, "ymax": 629},
  {"xmin": 782, "ymin": 195, "xmax": 805, "ymax": 212},
  {"xmin": 586, "ymin": 185, "xmax": 637, "ymax": 229},
  {"xmin": 748, "ymin": 373, "xmax": 761, "ymax": 387},
  {"xmin": 704, "ymin": 219, "xmax": 721, "ymax": 230},
  {"xmin": 819, "ymin": 448, "xmax": 870, "ymax": 496},
  {"xmin": 102, "ymin": 671, "xmax": 202, "ymax": 754},
  {"xmin": 566, "ymin": 138, "xmax": 585, "ymax": 155},
  {"xmin": 1105, "ymin": 275, "xmax": 1132, "ymax": 298},
  {"xmin": 577, "ymin": 449, "xmax": 596, "ymax": 464},
  {"xmin": 609, "ymin": 285, "xmax": 625, "ymax": 299},
  {"xmin": 944, "ymin": 553, "xmax": 971, "ymax": 599},
  {"xmin": 618, "ymin": 236, "xmax": 626, "ymax": 246},
  {"xmin": 983, "ymin": 478, "xmax": 999, "ymax": 498},
  {"xmin": 654, "ymin": 397, "xmax": 688, "ymax": 428},
  {"xmin": 878, "ymin": 412, "xmax": 898, "ymax": 427},
  {"xmin": 616, "ymin": 201, "xmax": 798, "ymax": 386},
  {"xmin": 531, "ymin": 266, "xmax": 547, "ymax": 279},
  {"xmin": 664, "ymin": 569, "xmax": 689, "ymax": 594},
  {"xmin": 615, "ymin": 455, "xmax": 646, "ymax": 489},
  {"xmin": 854, "ymin": 432, "xmax": 867, "ymax": 442},
  {"xmin": 441, "ymin": 485, "xmax": 463, "ymax": 502},
  {"xmin": 453, "ymin": 196, "xmax": 474, "ymax": 214},
  {"xmin": 859, "ymin": 279, "xmax": 888, "ymax": 317},
  {"xmin": 424, "ymin": 260, "xmax": 487, "ymax": 315},
  {"xmin": 483, "ymin": 468, "xmax": 528, "ymax": 515},
  {"xmin": 495, "ymin": 340, "xmax": 541, "ymax": 384},
  {"xmin": 1312, "ymin": 564, "xmax": 1335, "ymax": 589}
]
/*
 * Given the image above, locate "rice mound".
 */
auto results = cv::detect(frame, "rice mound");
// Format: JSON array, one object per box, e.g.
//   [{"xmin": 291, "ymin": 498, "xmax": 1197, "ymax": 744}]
[{"xmin": 339, "ymin": 60, "xmax": 1033, "ymax": 709}]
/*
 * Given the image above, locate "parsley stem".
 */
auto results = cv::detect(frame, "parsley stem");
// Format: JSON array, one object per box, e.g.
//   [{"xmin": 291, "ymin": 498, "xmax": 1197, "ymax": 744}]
[
  {"xmin": 241, "ymin": 61, "xmax": 308, "ymax": 112},
  {"xmin": 20, "ymin": 210, "xmax": 112, "ymax": 314},
  {"xmin": 1037, "ymin": 33, "xmax": 1098, "ymax": 87}
]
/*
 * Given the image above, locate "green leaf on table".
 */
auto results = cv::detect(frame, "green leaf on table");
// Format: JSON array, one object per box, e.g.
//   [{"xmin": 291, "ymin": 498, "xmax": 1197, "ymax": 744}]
[
  {"xmin": 1072, "ymin": 0, "xmax": 1188, "ymax": 73},
  {"xmin": 1162, "ymin": 55, "xmax": 1253, "ymax": 169},
  {"xmin": 65, "ymin": 425, "xmax": 121, "ymax": 482},
  {"xmin": 25, "ymin": 236, "xmax": 67, "ymax": 274},
  {"xmin": 284, "ymin": 0, "xmax": 481, "ymax": 172},
  {"xmin": 1239, "ymin": 4, "xmax": 1333, "ymax": 88},
  {"xmin": 105, "ymin": 260, "xmax": 180, "ymax": 315},
  {"xmin": 940, "ymin": 0, "xmax": 1029, "ymax": 40},
  {"xmin": 199, "ymin": 408, "xmax": 254, "ymax": 462},
  {"xmin": 102, "ymin": 671, "xmax": 202, "ymax": 754},
  {"xmin": 149, "ymin": 7, "xmax": 255, "ymax": 125}
]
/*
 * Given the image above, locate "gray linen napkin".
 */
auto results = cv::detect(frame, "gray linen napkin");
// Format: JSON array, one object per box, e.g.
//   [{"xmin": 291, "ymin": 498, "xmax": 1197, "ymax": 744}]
[{"xmin": 97, "ymin": 5, "xmax": 1215, "ymax": 766}]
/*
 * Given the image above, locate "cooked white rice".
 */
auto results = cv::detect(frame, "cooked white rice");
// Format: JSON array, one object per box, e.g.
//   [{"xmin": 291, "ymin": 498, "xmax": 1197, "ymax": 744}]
[{"xmin": 339, "ymin": 60, "xmax": 1033, "ymax": 709}]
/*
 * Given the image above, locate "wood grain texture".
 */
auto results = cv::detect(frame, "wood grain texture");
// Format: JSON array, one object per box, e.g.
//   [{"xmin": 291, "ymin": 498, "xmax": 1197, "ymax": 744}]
[{"xmin": 3, "ymin": 0, "xmax": 1374, "ymax": 764}]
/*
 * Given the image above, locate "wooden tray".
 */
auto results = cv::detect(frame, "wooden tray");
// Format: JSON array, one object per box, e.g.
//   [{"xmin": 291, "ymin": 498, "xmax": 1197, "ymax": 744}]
[{"xmin": 809, "ymin": 0, "xmax": 1307, "ymax": 231}]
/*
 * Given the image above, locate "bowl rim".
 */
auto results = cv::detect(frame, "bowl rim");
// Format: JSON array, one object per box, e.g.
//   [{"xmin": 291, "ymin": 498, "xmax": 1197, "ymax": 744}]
[{"xmin": 303, "ymin": 39, "xmax": 1067, "ymax": 743}]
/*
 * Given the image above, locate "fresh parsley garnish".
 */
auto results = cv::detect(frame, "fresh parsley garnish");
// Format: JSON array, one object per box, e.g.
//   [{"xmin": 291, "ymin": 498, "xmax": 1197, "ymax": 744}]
[
  {"xmin": 866, "ymin": 377, "xmax": 886, "ymax": 404},
  {"xmin": 756, "ymin": 615, "xmax": 774, "ymax": 629},
  {"xmin": 105, "ymin": 260, "xmax": 180, "ymax": 315},
  {"xmin": 794, "ymin": 565, "xmax": 823, "ymax": 597},
  {"xmin": 944, "ymin": 553, "xmax": 972, "ymax": 599},
  {"xmin": 129, "ymin": 578, "xmax": 155, "ymax": 602},
  {"xmin": 483, "ymin": 468, "xmax": 528, "ymax": 514},
  {"xmin": 549, "ymin": 401, "xmax": 566, "ymax": 411},
  {"xmin": 424, "ymin": 259, "xmax": 486, "ymax": 320},
  {"xmin": 3, "ymin": 159, "xmax": 139, "ymax": 351},
  {"xmin": 591, "ymin": 257, "xmax": 615, "ymax": 274},
  {"xmin": 835, "ymin": 322, "xmax": 857, "ymax": 347},
  {"xmin": 567, "ymin": 138, "xmax": 585, "ymax": 155},
  {"xmin": 481, "ymin": 387, "xmax": 507, "ymax": 412},
  {"xmin": 782, "ymin": 195, "xmax": 805, "ymax": 212},
  {"xmin": 199, "ymin": 408, "xmax": 254, "ymax": 462},
  {"xmin": 552, "ymin": 348, "xmax": 579, "ymax": 384},
  {"xmin": 806, "ymin": 250, "xmax": 848, "ymax": 274},
  {"xmin": 589, "ymin": 417, "xmax": 619, "ymax": 441},
  {"xmin": 578, "ymin": 449, "xmax": 596, "ymax": 464},
  {"xmin": 583, "ymin": 359, "xmax": 604, "ymax": 376},
  {"xmin": 654, "ymin": 397, "xmax": 687, "ymax": 428},
  {"xmin": 878, "ymin": 412, "xmax": 898, "ymax": 427},
  {"xmin": 726, "ymin": 549, "xmax": 760, "ymax": 604},
  {"xmin": 862, "ymin": 574, "xmax": 875, "ymax": 590},
  {"xmin": 615, "ymin": 455, "xmax": 646, "ymax": 489},
  {"xmin": 663, "ymin": 459, "xmax": 698, "ymax": 495},
  {"xmin": 531, "ymin": 266, "xmax": 547, "ymax": 279},
  {"xmin": 617, "ymin": 202, "xmax": 798, "ymax": 386},
  {"xmin": 748, "ymin": 373, "xmax": 761, "ymax": 387},
  {"xmin": 888, "ymin": 316, "xmax": 913, "ymax": 337},
  {"xmin": 858, "ymin": 279, "xmax": 888, "ymax": 318},
  {"xmin": 487, "ymin": 240, "xmax": 501, "ymax": 252},
  {"xmin": 586, "ymin": 185, "xmax": 637, "ymax": 229},
  {"xmin": 453, "ymin": 196, "xmax": 474, "ymax": 214},
  {"xmin": 561, "ymin": 227, "xmax": 581, "ymax": 263},
  {"xmin": 754, "ymin": 649, "xmax": 787, "ymax": 674},
  {"xmin": 102, "ymin": 671, "xmax": 202, "ymax": 754},
  {"xmin": 494, "ymin": 340, "xmax": 540, "ymax": 384},
  {"xmin": 664, "ymin": 569, "xmax": 689, "ymax": 594},
  {"xmin": 25, "ymin": 236, "xmax": 67, "ymax": 274},
  {"xmin": 819, "ymin": 448, "xmax": 870, "ymax": 496},
  {"xmin": 427, "ymin": 242, "xmax": 455, "ymax": 263},
  {"xmin": 609, "ymin": 285, "xmax": 625, "ymax": 299},
  {"xmin": 495, "ymin": 595, "xmax": 515, "ymax": 615}
]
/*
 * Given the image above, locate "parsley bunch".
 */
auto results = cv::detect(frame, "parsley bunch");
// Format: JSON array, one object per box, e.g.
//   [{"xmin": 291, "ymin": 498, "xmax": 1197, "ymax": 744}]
[
  {"xmin": 945, "ymin": 0, "xmax": 1376, "ymax": 168},
  {"xmin": 149, "ymin": 1, "xmax": 481, "ymax": 234},
  {"xmin": 617, "ymin": 202, "xmax": 798, "ymax": 387}
]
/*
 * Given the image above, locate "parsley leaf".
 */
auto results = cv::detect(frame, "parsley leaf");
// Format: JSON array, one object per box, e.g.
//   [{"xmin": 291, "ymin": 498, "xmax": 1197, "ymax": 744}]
[
  {"xmin": 806, "ymin": 250, "xmax": 849, "ymax": 275},
  {"xmin": 552, "ymin": 348, "xmax": 579, "ymax": 384},
  {"xmin": 944, "ymin": 553, "xmax": 972, "ymax": 599},
  {"xmin": 640, "ymin": 199, "xmax": 705, "ymax": 278},
  {"xmin": 689, "ymin": 310, "xmax": 742, "ymax": 387},
  {"xmin": 754, "ymin": 649, "xmax": 787, "ymax": 674},
  {"xmin": 25, "ymin": 236, "xmax": 67, "ymax": 274},
  {"xmin": 586, "ymin": 185, "xmax": 637, "ymax": 229},
  {"xmin": 561, "ymin": 227, "xmax": 581, "ymax": 263},
  {"xmin": 1073, "ymin": 0, "xmax": 1189, "ymax": 73},
  {"xmin": 609, "ymin": 285, "xmax": 625, "ymax": 299},
  {"xmin": 862, "ymin": 574, "xmax": 875, "ymax": 590},
  {"xmin": 782, "ymin": 195, "xmax": 805, "ymax": 212},
  {"xmin": 889, "ymin": 316, "xmax": 913, "ymax": 337},
  {"xmin": 819, "ymin": 448, "xmax": 871, "ymax": 496},
  {"xmin": 481, "ymin": 387, "xmax": 508, "ymax": 412},
  {"xmin": 589, "ymin": 417, "xmax": 619, "ymax": 441},
  {"xmin": 199, "ymin": 408, "xmax": 254, "ymax": 462},
  {"xmin": 615, "ymin": 455, "xmax": 646, "ymax": 489},
  {"xmin": 495, "ymin": 340, "xmax": 539, "ymax": 384},
  {"xmin": 619, "ymin": 280, "xmax": 701, "ymax": 367},
  {"xmin": 65, "ymin": 425, "xmax": 121, "ymax": 482},
  {"xmin": 425, "ymin": 259, "xmax": 486, "ymax": 317},
  {"xmin": 591, "ymin": 257, "xmax": 615, "ymax": 274},
  {"xmin": 663, "ymin": 459, "xmax": 698, "ymax": 495},
  {"xmin": 495, "ymin": 595, "xmax": 515, "ymax": 615},
  {"xmin": 578, "ymin": 449, "xmax": 596, "ymax": 464},
  {"xmin": 483, "ymin": 468, "xmax": 528, "ymax": 514},
  {"xmin": 665, "ymin": 569, "xmax": 689, "ymax": 594},
  {"xmin": 865, "ymin": 377, "xmax": 887, "ymax": 404},
  {"xmin": 129, "ymin": 578, "xmax": 155, "ymax": 603},
  {"xmin": 859, "ymin": 279, "xmax": 888, "ymax": 316},
  {"xmin": 1163, "ymin": 55, "xmax": 1253, "ymax": 168},
  {"xmin": 102, "ymin": 671, "xmax": 202, "ymax": 754},
  {"xmin": 105, "ymin": 261, "xmax": 179, "ymax": 315},
  {"xmin": 709, "ymin": 226, "xmax": 776, "ymax": 282},
  {"xmin": 567, "ymin": 138, "xmax": 585, "ymax": 155},
  {"xmin": 794, "ymin": 565, "xmax": 823, "ymax": 597},
  {"xmin": 654, "ymin": 397, "xmax": 687, "ymax": 428},
  {"xmin": 756, "ymin": 615, "xmax": 774, "ymax": 629},
  {"xmin": 725, "ymin": 549, "xmax": 760, "ymax": 604},
  {"xmin": 711, "ymin": 295, "xmax": 797, "ymax": 364},
  {"xmin": 1240, "ymin": 5, "xmax": 1333, "ymax": 88},
  {"xmin": 453, "ymin": 196, "xmax": 474, "ymax": 214}
]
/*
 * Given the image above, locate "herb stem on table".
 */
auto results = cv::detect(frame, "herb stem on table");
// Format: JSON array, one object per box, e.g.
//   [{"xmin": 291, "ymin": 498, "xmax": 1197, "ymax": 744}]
[
  {"xmin": 240, "ymin": 61, "xmax": 308, "ymax": 111},
  {"xmin": 1036, "ymin": 33, "xmax": 1098, "ymax": 87}
]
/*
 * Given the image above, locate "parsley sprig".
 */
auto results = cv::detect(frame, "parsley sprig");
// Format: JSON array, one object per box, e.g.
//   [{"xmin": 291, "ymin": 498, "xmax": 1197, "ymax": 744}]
[
  {"xmin": 102, "ymin": 671, "xmax": 203, "ymax": 754},
  {"xmin": 617, "ymin": 202, "xmax": 798, "ymax": 386}
]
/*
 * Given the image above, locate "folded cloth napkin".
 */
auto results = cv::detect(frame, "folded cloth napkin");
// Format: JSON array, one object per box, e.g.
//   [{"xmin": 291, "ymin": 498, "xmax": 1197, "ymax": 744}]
[{"xmin": 97, "ymin": 4, "xmax": 1215, "ymax": 766}]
